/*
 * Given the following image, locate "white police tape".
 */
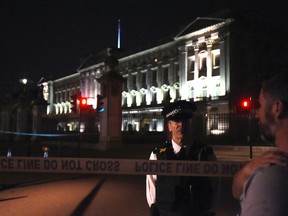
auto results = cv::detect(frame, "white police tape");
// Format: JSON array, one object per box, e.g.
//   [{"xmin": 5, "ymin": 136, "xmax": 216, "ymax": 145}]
[{"xmin": 0, "ymin": 157, "xmax": 245, "ymax": 177}]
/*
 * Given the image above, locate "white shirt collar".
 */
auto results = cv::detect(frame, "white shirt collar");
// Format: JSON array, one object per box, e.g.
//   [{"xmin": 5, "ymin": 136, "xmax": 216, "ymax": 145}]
[{"xmin": 171, "ymin": 139, "xmax": 182, "ymax": 154}]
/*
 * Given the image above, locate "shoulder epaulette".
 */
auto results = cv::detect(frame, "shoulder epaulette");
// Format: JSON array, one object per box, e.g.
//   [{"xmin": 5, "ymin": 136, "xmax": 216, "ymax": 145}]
[{"xmin": 152, "ymin": 141, "xmax": 172, "ymax": 154}]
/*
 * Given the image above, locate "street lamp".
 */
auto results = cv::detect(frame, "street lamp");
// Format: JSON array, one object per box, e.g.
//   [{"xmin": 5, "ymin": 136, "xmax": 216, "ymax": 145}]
[
  {"xmin": 19, "ymin": 78, "xmax": 28, "ymax": 85},
  {"xmin": 19, "ymin": 78, "xmax": 32, "ymax": 92}
]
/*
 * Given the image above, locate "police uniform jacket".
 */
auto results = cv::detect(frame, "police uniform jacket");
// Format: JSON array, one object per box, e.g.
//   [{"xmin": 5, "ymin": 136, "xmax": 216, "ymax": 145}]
[{"xmin": 146, "ymin": 140, "xmax": 215, "ymax": 216}]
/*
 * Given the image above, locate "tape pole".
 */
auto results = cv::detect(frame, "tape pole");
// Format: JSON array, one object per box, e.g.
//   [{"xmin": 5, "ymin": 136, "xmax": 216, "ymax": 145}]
[{"xmin": 0, "ymin": 157, "xmax": 245, "ymax": 177}]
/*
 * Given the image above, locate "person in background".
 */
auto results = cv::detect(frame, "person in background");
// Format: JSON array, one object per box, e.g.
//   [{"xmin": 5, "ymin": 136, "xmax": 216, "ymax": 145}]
[
  {"xmin": 146, "ymin": 100, "xmax": 217, "ymax": 216},
  {"xmin": 232, "ymin": 72, "xmax": 288, "ymax": 216}
]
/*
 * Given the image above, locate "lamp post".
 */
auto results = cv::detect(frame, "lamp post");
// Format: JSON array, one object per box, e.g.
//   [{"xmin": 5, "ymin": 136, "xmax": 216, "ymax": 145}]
[{"xmin": 19, "ymin": 78, "xmax": 28, "ymax": 85}]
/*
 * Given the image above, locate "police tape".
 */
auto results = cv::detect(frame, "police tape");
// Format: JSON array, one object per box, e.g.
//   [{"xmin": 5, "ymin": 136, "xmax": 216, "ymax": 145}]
[{"xmin": 0, "ymin": 157, "xmax": 246, "ymax": 177}]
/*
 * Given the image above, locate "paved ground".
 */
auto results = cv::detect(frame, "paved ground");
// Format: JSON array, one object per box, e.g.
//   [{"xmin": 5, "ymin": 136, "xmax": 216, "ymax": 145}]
[{"xmin": 0, "ymin": 172, "xmax": 239, "ymax": 216}]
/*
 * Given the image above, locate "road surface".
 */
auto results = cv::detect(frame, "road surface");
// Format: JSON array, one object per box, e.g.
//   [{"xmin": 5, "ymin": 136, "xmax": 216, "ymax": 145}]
[{"xmin": 0, "ymin": 172, "xmax": 239, "ymax": 216}]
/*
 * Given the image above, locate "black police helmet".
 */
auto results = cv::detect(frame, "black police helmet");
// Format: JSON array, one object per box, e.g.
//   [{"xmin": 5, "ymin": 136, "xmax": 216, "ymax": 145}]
[{"xmin": 161, "ymin": 100, "xmax": 197, "ymax": 121}]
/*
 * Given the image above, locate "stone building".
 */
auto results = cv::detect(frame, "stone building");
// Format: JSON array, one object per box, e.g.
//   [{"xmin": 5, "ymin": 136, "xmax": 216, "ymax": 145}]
[{"xmin": 3, "ymin": 10, "xmax": 287, "ymax": 145}]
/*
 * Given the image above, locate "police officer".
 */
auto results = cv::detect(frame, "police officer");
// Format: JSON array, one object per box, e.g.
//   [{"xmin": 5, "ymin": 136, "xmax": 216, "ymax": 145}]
[{"xmin": 146, "ymin": 100, "xmax": 216, "ymax": 216}]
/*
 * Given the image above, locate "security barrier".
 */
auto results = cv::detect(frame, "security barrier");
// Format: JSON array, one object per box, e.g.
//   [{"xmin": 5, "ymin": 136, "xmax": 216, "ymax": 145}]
[{"xmin": 0, "ymin": 157, "xmax": 245, "ymax": 177}]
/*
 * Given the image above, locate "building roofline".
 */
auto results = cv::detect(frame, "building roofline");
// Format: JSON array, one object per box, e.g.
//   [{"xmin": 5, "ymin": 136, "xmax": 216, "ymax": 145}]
[
  {"xmin": 53, "ymin": 73, "xmax": 79, "ymax": 83},
  {"xmin": 174, "ymin": 17, "xmax": 234, "ymax": 41}
]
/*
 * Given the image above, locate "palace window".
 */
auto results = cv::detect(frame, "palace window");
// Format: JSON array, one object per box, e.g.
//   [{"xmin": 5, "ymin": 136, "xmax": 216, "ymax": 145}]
[
  {"xmin": 123, "ymin": 77, "xmax": 128, "ymax": 92},
  {"xmin": 188, "ymin": 57, "xmax": 195, "ymax": 81},
  {"xmin": 190, "ymin": 86, "xmax": 194, "ymax": 99},
  {"xmin": 163, "ymin": 66, "xmax": 169, "ymax": 85},
  {"xmin": 175, "ymin": 64, "xmax": 180, "ymax": 83},
  {"xmin": 132, "ymin": 74, "xmax": 137, "ymax": 90},
  {"xmin": 141, "ymin": 72, "xmax": 147, "ymax": 88},
  {"xmin": 151, "ymin": 69, "xmax": 157, "ymax": 86},
  {"xmin": 199, "ymin": 51, "xmax": 207, "ymax": 78},
  {"xmin": 212, "ymin": 49, "xmax": 220, "ymax": 76}
]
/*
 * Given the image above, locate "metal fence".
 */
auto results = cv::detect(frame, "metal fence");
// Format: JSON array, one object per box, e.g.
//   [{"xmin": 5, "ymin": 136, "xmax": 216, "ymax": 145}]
[{"xmin": 191, "ymin": 112, "xmax": 267, "ymax": 146}]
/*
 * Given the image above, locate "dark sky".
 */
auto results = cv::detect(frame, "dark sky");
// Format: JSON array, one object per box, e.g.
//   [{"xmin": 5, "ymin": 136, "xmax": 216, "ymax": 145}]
[{"xmin": 1, "ymin": 0, "xmax": 287, "ymax": 95}]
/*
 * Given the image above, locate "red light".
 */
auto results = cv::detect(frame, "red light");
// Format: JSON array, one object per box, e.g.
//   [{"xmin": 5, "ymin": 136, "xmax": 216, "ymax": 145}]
[
  {"xmin": 241, "ymin": 99, "xmax": 250, "ymax": 109},
  {"xmin": 80, "ymin": 98, "xmax": 87, "ymax": 106}
]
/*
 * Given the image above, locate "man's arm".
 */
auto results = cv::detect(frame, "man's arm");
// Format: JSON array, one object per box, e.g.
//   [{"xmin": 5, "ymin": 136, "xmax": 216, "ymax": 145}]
[
  {"xmin": 232, "ymin": 151, "xmax": 288, "ymax": 199},
  {"xmin": 240, "ymin": 166, "xmax": 288, "ymax": 216}
]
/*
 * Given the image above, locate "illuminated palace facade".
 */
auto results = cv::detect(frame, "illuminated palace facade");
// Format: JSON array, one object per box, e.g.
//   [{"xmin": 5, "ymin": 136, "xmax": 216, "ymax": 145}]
[{"xmin": 42, "ymin": 13, "xmax": 284, "ymax": 140}]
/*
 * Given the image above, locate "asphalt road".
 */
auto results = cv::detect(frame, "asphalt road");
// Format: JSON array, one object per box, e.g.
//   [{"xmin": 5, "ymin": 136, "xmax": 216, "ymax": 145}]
[
  {"xmin": 0, "ymin": 173, "xmax": 149, "ymax": 216},
  {"xmin": 0, "ymin": 172, "xmax": 239, "ymax": 216}
]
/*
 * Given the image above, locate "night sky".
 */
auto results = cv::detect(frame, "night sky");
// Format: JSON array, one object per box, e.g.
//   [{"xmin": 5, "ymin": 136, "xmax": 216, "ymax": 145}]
[{"xmin": 1, "ymin": 0, "xmax": 287, "ymax": 97}]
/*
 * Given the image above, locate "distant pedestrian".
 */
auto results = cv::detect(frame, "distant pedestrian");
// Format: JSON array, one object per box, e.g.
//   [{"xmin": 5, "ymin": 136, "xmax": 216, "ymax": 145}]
[
  {"xmin": 146, "ymin": 100, "xmax": 217, "ymax": 216},
  {"xmin": 232, "ymin": 72, "xmax": 288, "ymax": 216}
]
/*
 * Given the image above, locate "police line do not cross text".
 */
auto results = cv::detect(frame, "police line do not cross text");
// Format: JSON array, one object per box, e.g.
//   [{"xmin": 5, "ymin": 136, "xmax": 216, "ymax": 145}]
[{"xmin": 0, "ymin": 157, "xmax": 244, "ymax": 177}]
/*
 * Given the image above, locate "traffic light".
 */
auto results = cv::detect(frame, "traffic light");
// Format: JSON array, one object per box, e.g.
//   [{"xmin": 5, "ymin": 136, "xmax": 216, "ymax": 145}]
[
  {"xmin": 80, "ymin": 97, "xmax": 87, "ymax": 106},
  {"xmin": 241, "ymin": 99, "xmax": 251, "ymax": 110},
  {"xmin": 70, "ymin": 94, "xmax": 78, "ymax": 113},
  {"xmin": 238, "ymin": 98, "xmax": 252, "ymax": 114},
  {"xmin": 96, "ymin": 95, "xmax": 105, "ymax": 112},
  {"xmin": 80, "ymin": 97, "xmax": 88, "ymax": 110}
]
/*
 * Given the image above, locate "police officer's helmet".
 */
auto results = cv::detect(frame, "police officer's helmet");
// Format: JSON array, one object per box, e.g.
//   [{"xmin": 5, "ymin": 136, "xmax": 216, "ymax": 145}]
[{"xmin": 161, "ymin": 100, "xmax": 197, "ymax": 121}]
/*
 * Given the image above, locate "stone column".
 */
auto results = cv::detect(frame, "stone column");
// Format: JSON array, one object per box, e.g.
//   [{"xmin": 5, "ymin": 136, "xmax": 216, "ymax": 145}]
[
  {"xmin": 96, "ymin": 51, "xmax": 123, "ymax": 151},
  {"xmin": 97, "ymin": 72, "xmax": 123, "ymax": 151},
  {"xmin": 48, "ymin": 81, "xmax": 54, "ymax": 114},
  {"xmin": 206, "ymin": 41, "xmax": 213, "ymax": 78},
  {"xmin": 31, "ymin": 99, "xmax": 47, "ymax": 141},
  {"xmin": 178, "ymin": 45, "xmax": 188, "ymax": 100},
  {"xmin": 206, "ymin": 41, "xmax": 213, "ymax": 97},
  {"xmin": 193, "ymin": 44, "xmax": 200, "ymax": 98},
  {"xmin": 193, "ymin": 44, "xmax": 199, "ymax": 80},
  {"xmin": 220, "ymin": 33, "xmax": 229, "ymax": 95},
  {"xmin": 16, "ymin": 107, "xmax": 27, "ymax": 133}
]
